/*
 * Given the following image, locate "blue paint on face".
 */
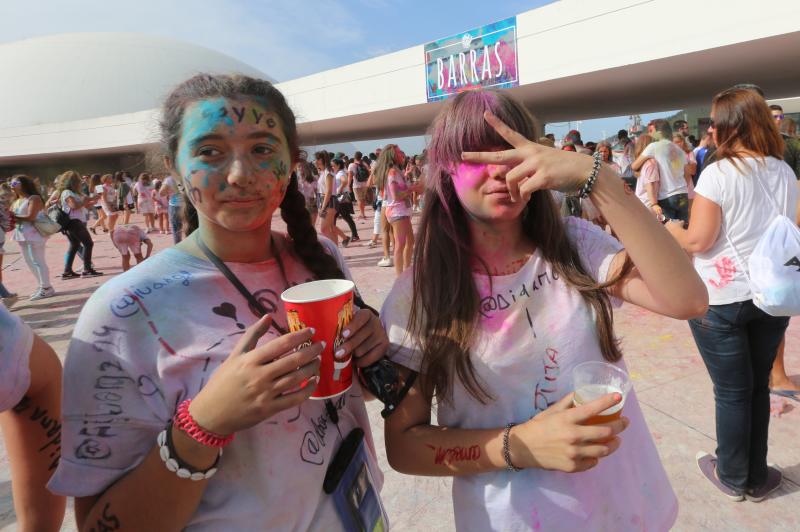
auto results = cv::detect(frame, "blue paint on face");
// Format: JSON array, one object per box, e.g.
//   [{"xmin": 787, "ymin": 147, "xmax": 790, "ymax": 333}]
[{"xmin": 175, "ymin": 98, "xmax": 233, "ymax": 186}]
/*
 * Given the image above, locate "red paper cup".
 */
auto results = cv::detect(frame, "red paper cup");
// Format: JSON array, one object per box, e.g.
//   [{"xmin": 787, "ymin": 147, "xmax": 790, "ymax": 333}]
[{"xmin": 281, "ymin": 279, "xmax": 355, "ymax": 400}]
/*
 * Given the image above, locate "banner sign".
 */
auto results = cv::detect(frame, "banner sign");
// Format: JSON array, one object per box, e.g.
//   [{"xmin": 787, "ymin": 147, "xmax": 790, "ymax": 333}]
[{"xmin": 424, "ymin": 17, "xmax": 518, "ymax": 103}]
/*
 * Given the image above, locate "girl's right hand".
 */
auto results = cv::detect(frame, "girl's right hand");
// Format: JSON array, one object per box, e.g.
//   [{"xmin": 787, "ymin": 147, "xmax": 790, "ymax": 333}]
[
  {"xmin": 189, "ymin": 315, "xmax": 322, "ymax": 436},
  {"xmin": 509, "ymin": 392, "xmax": 629, "ymax": 473}
]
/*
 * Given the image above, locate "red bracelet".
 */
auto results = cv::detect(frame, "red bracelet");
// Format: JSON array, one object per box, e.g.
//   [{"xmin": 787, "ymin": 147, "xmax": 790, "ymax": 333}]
[{"xmin": 173, "ymin": 399, "xmax": 235, "ymax": 448}]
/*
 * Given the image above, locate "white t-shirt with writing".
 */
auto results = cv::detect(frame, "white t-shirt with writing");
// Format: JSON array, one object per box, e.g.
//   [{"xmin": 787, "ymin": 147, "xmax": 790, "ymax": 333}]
[
  {"xmin": 381, "ymin": 217, "xmax": 677, "ymax": 532},
  {"xmin": 693, "ymin": 157, "xmax": 798, "ymax": 305},
  {"xmin": 0, "ymin": 302, "xmax": 32, "ymax": 412},
  {"xmin": 49, "ymin": 237, "xmax": 382, "ymax": 531},
  {"xmin": 642, "ymin": 140, "xmax": 687, "ymax": 199}
]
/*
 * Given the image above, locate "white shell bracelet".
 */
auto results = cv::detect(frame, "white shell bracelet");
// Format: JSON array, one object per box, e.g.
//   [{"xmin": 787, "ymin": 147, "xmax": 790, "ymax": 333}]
[{"xmin": 157, "ymin": 426, "xmax": 222, "ymax": 481}]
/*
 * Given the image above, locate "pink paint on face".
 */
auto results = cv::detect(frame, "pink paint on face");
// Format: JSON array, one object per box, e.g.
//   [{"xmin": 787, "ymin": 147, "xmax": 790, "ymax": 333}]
[{"xmin": 452, "ymin": 160, "xmax": 525, "ymax": 223}]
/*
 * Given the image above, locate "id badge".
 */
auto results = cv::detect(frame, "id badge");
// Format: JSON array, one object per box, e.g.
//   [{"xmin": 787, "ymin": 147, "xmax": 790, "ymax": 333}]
[{"xmin": 323, "ymin": 428, "xmax": 388, "ymax": 532}]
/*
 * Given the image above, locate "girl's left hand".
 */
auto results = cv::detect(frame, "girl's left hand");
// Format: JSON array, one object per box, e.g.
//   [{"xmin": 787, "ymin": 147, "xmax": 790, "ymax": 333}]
[
  {"xmin": 461, "ymin": 111, "xmax": 595, "ymax": 202},
  {"xmin": 337, "ymin": 309, "xmax": 388, "ymax": 368}
]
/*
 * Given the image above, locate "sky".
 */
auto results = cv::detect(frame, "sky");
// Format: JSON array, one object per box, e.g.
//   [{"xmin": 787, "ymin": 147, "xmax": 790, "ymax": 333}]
[{"xmin": 1, "ymin": 0, "xmax": 674, "ymax": 154}]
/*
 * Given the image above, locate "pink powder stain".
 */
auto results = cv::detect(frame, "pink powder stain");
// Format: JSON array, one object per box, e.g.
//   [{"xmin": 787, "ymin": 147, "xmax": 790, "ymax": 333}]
[
  {"xmin": 709, "ymin": 256, "xmax": 736, "ymax": 289},
  {"xmin": 452, "ymin": 162, "xmax": 488, "ymax": 194},
  {"xmin": 531, "ymin": 508, "xmax": 542, "ymax": 531}
]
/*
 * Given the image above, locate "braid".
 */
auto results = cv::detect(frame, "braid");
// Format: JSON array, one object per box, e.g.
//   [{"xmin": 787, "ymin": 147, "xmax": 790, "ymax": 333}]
[{"xmin": 280, "ymin": 175, "xmax": 344, "ymax": 280}]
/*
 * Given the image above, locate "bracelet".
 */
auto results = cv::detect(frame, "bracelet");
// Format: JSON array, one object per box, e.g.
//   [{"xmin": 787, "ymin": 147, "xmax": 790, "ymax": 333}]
[
  {"xmin": 173, "ymin": 399, "xmax": 235, "ymax": 448},
  {"xmin": 503, "ymin": 423, "xmax": 523, "ymax": 472},
  {"xmin": 577, "ymin": 151, "xmax": 603, "ymax": 199},
  {"xmin": 157, "ymin": 421, "xmax": 221, "ymax": 481}
]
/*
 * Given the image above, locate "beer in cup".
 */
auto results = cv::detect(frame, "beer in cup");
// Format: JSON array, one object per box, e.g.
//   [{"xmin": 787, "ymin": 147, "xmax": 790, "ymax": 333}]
[
  {"xmin": 571, "ymin": 361, "xmax": 632, "ymax": 425},
  {"xmin": 281, "ymin": 279, "xmax": 355, "ymax": 400}
]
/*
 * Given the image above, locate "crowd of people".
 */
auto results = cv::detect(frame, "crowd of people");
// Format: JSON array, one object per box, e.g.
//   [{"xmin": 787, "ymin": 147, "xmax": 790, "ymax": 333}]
[{"xmin": 0, "ymin": 73, "xmax": 798, "ymax": 531}]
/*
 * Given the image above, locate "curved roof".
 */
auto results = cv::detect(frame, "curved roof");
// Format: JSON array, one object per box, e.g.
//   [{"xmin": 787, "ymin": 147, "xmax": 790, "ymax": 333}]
[{"xmin": 1, "ymin": 32, "xmax": 270, "ymax": 129}]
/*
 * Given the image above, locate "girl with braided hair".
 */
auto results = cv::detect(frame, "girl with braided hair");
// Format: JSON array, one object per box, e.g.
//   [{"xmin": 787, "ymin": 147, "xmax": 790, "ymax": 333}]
[{"xmin": 50, "ymin": 74, "xmax": 388, "ymax": 530}]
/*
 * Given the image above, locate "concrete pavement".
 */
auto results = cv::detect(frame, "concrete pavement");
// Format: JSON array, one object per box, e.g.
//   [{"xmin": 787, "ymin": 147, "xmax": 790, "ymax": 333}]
[{"xmin": 1, "ymin": 211, "xmax": 797, "ymax": 531}]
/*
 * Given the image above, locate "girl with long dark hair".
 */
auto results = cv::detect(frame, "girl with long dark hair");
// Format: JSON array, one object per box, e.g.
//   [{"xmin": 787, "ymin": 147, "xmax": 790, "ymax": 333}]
[
  {"xmin": 50, "ymin": 74, "xmax": 388, "ymax": 530},
  {"xmin": 10, "ymin": 175, "xmax": 55, "ymax": 300},
  {"xmin": 332, "ymin": 157, "xmax": 359, "ymax": 245},
  {"xmin": 667, "ymin": 87, "xmax": 797, "ymax": 502},
  {"xmin": 382, "ymin": 90, "xmax": 707, "ymax": 531}
]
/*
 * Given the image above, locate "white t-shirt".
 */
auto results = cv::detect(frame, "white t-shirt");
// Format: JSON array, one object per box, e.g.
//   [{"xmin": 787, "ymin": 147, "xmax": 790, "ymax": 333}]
[
  {"xmin": 317, "ymin": 169, "xmax": 331, "ymax": 196},
  {"xmin": 635, "ymin": 159, "xmax": 660, "ymax": 208},
  {"xmin": 0, "ymin": 302, "xmax": 33, "ymax": 412},
  {"xmin": 49, "ymin": 238, "xmax": 383, "ymax": 531},
  {"xmin": 693, "ymin": 157, "xmax": 798, "ymax": 305},
  {"xmin": 335, "ymin": 170, "xmax": 349, "ymax": 194},
  {"xmin": 162, "ymin": 176, "xmax": 183, "ymax": 207},
  {"xmin": 381, "ymin": 217, "xmax": 677, "ymax": 532},
  {"xmin": 12, "ymin": 197, "xmax": 46, "ymax": 243},
  {"xmin": 61, "ymin": 190, "xmax": 88, "ymax": 222},
  {"xmin": 642, "ymin": 140, "xmax": 687, "ymax": 199},
  {"xmin": 349, "ymin": 162, "xmax": 367, "ymax": 190}
]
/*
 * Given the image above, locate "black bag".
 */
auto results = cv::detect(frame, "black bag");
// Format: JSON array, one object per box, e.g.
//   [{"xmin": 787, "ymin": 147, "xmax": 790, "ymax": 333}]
[
  {"xmin": 354, "ymin": 162, "xmax": 369, "ymax": 183},
  {"xmin": 47, "ymin": 205, "xmax": 71, "ymax": 230}
]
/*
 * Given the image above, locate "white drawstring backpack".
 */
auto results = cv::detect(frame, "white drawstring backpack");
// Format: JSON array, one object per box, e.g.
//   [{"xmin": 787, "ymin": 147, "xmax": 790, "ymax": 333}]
[{"xmin": 723, "ymin": 175, "xmax": 800, "ymax": 316}]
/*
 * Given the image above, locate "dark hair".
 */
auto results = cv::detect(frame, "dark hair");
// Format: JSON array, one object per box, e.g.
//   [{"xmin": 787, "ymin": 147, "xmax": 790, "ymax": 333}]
[
  {"xmin": 673, "ymin": 120, "xmax": 688, "ymax": 131},
  {"xmin": 159, "ymin": 73, "xmax": 345, "ymax": 281},
  {"xmin": 712, "ymin": 87, "xmax": 784, "ymax": 169},
  {"xmin": 331, "ymin": 158, "xmax": 345, "ymax": 171},
  {"xmin": 617, "ymin": 129, "xmax": 628, "ymax": 139},
  {"xmin": 354, "ymin": 151, "xmax": 363, "ymax": 160},
  {"xmin": 315, "ymin": 150, "xmax": 332, "ymax": 169},
  {"xmin": 650, "ymin": 119, "xmax": 672, "ymax": 139},
  {"xmin": 11, "ymin": 174, "xmax": 41, "ymax": 199},
  {"xmin": 769, "ymin": 104, "xmax": 783, "ymax": 112},
  {"xmin": 733, "ymin": 83, "xmax": 765, "ymax": 97},
  {"xmin": 413, "ymin": 89, "xmax": 632, "ymax": 403}
]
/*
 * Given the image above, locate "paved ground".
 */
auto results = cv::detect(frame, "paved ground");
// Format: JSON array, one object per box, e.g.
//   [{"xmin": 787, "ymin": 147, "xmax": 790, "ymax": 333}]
[{"xmin": 1, "ymin": 211, "xmax": 798, "ymax": 531}]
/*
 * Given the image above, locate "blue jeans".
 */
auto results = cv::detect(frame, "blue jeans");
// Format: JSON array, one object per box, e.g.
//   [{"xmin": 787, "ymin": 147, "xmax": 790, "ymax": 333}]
[
  {"xmin": 688, "ymin": 300, "xmax": 789, "ymax": 492},
  {"xmin": 658, "ymin": 193, "xmax": 689, "ymax": 224},
  {"xmin": 168, "ymin": 204, "xmax": 183, "ymax": 244}
]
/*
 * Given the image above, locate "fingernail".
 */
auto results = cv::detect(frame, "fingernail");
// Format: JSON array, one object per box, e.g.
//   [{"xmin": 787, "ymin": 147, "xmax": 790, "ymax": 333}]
[
  {"xmin": 320, "ymin": 341, "xmax": 326, "ymax": 349},
  {"xmin": 309, "ymin": 327, "xmax": 316, "ymax": 335},
  {"xmin": 613, "ymin": 393, "xmax": 622, "ymax": 402},
  {"xmin": 342, "ymin": 329, "xmax": 351, "ymax": 338},
  {"xmin": 335, "ymin": 348, "xmax": 345, "ymax": 358}
]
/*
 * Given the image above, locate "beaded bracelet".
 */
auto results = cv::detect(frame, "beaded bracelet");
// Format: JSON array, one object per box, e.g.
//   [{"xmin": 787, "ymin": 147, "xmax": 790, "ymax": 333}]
[
  {"xmin": 158, "ymin": 421, "xmax": 222, "ymax": 481},
  {"xmin": 577, "ymin": 151, "xmax": 603, "ymax": 199},
  {"xmin": 503, "ymin": 423, "xmax": 523, "ymax": 472},
  {"xmin": 173, "ymin": 399, "xmax": 235, "ymax": 448}
]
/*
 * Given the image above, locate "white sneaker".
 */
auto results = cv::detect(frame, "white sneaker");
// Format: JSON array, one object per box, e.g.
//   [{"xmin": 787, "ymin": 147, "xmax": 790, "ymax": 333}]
[
  {"xmin": 30, "ymin": 287, "xmax": 55, "ymax": 301},
  {"xmin": 377, "ymin": 257, "xmax": 393, "ymax": 267}
]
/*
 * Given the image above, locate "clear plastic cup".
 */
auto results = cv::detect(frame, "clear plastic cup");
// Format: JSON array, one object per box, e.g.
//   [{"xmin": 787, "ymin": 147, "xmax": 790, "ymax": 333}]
[{"xmin": 572, "ymin": 361, "xmax": 632, "ymax": 425}]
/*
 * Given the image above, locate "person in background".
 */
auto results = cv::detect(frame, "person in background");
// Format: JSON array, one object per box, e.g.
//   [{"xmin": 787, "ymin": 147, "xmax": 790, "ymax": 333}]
[
  {"xmin": 10, "ymin": 175, "xmax": 55, "ymax": 300},
  {"xmin": 135, "ymin": 173, "xmax": 157, "ymax": 233},
  {"xmin": 296, "ymin": 158, "xmax": 319, "ymax": 228},
  {"xmin": 160, "ymin": 169, "xmax": 184, "ymax": 243},
  {"xmin": 316, "ymin": 150, "xmax": 346, "ymax": 245},
  {"xmin": 375, "ymin": 144, "xmax": 420, "ymax": 275},
  {"xmin": 693, "ymin": 132, "xmax": 716, "ymax": 183},
  {"xmin": 110, "ymin": 224, "xmax": 153, "ymax": 272},
  {"xmin": 349, "ymin": 151, "xmax": 370, "ymax": 220},
  {"xmin": 673, "ymin": 119, "xmax": 690, "ymax": 137},
  {"xmin": 123, "ymin": 171, "xmax": 136, "ymax": 223},
  {"xmin": 767, "ymin": 104, "xmax": 800, "ymax": 397},
  {"xmin": 88, "ymin": 174, "xmax": 109, "ymax": 235},
  {"xmin": 0, "ymin": 302, "xmax": 65, "ymax": 531},
  {"xmin": 115, "ymin": 172, "xmax": 133, "ymax": 226},
  {"xmin": 332, "ymin": 157, "xmax": 359, "ymax": 246},
  {"xmin": 667, "ymin": 87, "xmax": 797, "ymax": 502},
  {"xmin": 631, "ymin": 119, "xmax": 690, "ymax": 223},
  {"xmin": 633, "ymin": 134, "xmax": 662, "ymax": 217},
  {"xmin": 673, "ymin": 132, "xmax": 698, "ymax": 205},
  {"xmin": 0, "ymin": 182, "xmax": 17, "ymax": 300},
  {"xmin": 152, "ymin": 179, "xmax": 169, "ymax": 234},
  {"xmin": 612, "ymin": 129, "xmax": 636, "ymax": 190},
  {"xmin": 59, "ymin": 171, "xmax": 102, "ymax": 279},
  {"xmin": 405, "ymin": 155, "xmax": 423, "ymax": 213},
  {"xmin": 366, "ymin": 158, "xmax": 394, "ymax": 266}
]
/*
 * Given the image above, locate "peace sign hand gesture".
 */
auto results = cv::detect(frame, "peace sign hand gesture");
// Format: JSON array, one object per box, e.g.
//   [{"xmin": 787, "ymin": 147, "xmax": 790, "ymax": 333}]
[{"xmin": 461, "ymin": 111, "xmax": 596, "ymax": 202}]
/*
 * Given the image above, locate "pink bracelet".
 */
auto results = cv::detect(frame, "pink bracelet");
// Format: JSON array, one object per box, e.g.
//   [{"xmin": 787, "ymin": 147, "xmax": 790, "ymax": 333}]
[{"xmin": 173, "ymin": 399, "xmax": 235, "ymax": 448}]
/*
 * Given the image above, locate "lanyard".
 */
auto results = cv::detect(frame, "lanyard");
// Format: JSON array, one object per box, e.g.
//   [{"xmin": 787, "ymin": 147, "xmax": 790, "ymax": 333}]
[{"xmin": 195, "ymin": 232, "xmax": 344, "ymax": 430}]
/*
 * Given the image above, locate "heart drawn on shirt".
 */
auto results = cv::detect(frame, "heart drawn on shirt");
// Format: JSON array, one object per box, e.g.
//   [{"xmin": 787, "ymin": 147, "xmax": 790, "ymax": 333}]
[{"xmin": 212, "ymin": 302, "xmax": 246, "ymax": 330}]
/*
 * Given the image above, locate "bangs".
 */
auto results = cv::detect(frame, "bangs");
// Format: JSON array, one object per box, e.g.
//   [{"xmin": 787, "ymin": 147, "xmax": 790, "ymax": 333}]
[{"xmin": 428, "ymin": 90, "xmax": 536, "ymax": 172}]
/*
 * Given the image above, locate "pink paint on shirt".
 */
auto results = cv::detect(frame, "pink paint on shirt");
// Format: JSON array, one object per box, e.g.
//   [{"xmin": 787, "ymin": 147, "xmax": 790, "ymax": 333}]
[{"xmin": 708, "ymin": 256, "xmax": 737, "ymax": 289}]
